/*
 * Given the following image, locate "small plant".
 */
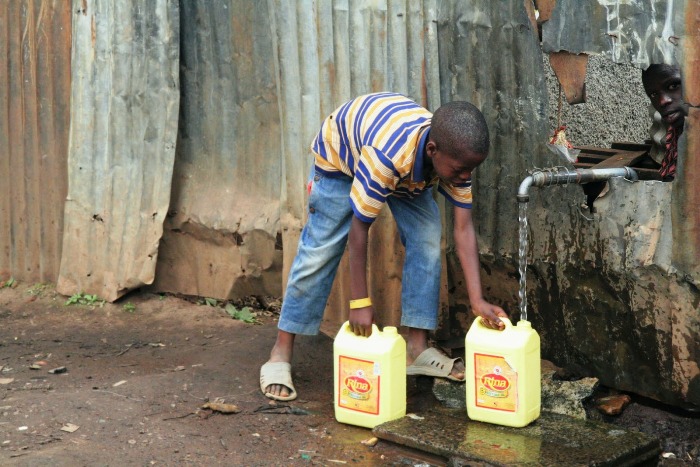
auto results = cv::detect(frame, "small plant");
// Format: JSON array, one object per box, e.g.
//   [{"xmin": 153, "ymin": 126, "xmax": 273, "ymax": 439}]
[
  {"xmin": 65, "ymin": 292, "xmax": 105, "ymax": 307},
  {"xmin": 123, "ymin": 302, "xmax": 136, "ymax": 313},
  {"xmin": 225, "ymin": 303, "xmax": 257, "ymax": 324},
  {"xmin": 1, "ymin": 278, "xmax": 15, "ymax": 288},
  {"xmin": 203, "ymin": 297, "xmax": 218, "ymax": 307},
  {"xmin": 27, "ymin": 283, "xmax": 51, "ymax": 296}
]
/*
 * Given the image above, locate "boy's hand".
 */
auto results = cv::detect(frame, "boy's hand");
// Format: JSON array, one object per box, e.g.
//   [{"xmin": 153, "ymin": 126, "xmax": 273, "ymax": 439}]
[
  {"xmin": 471, "ymin": 299, "xmax": 508, "ymax": 330},
  {"xmin": 349, "ymin": 307, "xmax": 374, "ymax": 337}
]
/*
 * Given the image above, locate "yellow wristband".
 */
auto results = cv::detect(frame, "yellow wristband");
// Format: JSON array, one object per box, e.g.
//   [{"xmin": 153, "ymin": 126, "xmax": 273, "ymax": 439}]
[{"xmin": 349, "ymin": 297, "xmax": 372, "ymax": 309}]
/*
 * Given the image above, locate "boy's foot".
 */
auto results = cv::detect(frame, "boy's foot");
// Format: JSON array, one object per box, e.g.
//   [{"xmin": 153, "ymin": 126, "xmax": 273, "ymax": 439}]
[
  {"xmin": 406, "ymin": 347, "xmax": 465, "ymax": 382},
  {"xmin": 262, "ymin": 330, "xmax": 296, "ymax": 400},
  {"xmin": 260, "ymin": 361, "xmax": 297, "ymax": 401}
]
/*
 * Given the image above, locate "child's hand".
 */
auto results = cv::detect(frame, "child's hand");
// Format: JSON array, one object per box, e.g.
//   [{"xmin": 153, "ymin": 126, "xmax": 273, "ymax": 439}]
[
  {"xmin": 349, "ymin": 307, "xmax": 374, "ymax": 337},
  {"xmin": 471, "ymin": 299, "xmax": 508, "ymax": 330}
]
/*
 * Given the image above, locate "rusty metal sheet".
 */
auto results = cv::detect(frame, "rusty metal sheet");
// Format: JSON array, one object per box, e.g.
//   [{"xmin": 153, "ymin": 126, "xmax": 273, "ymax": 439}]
[
  {"xmin": 151, "ymin": 0, "xmax": 284, "ymax": 300},
  {"xmin": 56, "ymin": 0, "xmax": 179, "ymax": 302},
  {"xmin": 541, "ymin": 0, "xmax": 684, "ymax": 68},
  {"xmin": 676, "ymin": 2, "xmax": 700, "ymax": 281},
  {"xmin": 0, "ymin": 1, "xmax": 71, "ymax": 283},
  {"xmin": 672, "ymin": 4, "xmax": 700, "ymax": 405},
  {"xmin": 548, "ymin": 51, "xmax": 588, "ymax": 104}
]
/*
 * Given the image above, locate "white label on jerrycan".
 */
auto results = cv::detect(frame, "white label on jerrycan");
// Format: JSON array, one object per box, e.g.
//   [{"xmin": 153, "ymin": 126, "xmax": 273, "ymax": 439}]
[{"xmin": 338, "ymin": 356, "xmax": 380, "ymax": 415}]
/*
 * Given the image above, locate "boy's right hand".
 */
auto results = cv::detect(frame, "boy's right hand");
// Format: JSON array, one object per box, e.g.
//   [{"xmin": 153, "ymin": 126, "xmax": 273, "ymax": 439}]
[
  {"xmin": 349, "ymin": 307, "xmax": 374, "ymax": 337},
  {"xmin": 471, "ymin": 298, "xmax": 508, "ymax": 330}
]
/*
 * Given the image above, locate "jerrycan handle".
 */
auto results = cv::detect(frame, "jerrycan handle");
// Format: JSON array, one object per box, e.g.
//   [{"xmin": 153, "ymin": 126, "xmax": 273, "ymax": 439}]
[
  {"xmin": 475, "ymin": 316, "xmax": 512, "ymax": 331},
  {"xmin": 341, "ymin": 321, "xmax": 380, "ymax": 337}
]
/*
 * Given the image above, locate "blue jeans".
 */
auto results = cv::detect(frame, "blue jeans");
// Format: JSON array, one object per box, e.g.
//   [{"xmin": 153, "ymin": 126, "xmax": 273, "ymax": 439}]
[{"xmin": 278, "ymin": 168, "xmax": 442, "ymax": 335}]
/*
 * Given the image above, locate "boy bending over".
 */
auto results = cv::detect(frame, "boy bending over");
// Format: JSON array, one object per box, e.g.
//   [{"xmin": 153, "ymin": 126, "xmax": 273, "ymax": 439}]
[{"xmin": 260, "ymin": 92, "xmax": 507, "ymax": 401}]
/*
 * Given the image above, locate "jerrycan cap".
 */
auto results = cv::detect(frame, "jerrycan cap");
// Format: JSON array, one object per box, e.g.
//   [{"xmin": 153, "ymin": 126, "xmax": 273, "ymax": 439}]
[
  {"xmin": 517, "ymin": 319, "xmax": 532, "ymax": 328},
  {"xmin": 383, "ymin": 326, "xmax": 398, "ymax": 335}
]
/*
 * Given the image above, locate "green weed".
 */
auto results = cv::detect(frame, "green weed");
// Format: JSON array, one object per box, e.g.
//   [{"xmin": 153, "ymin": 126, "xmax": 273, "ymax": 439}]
[
  {"xmin": 224, "ymin": 304, "xmax": 257, "ymax": 324},
  {"xmin": 65, "ymin": 292, "xmax": 105, "ymax": 307},
  {"xmin": 123, "ymin": 302, "xmax": 136, "ymax": 313}
]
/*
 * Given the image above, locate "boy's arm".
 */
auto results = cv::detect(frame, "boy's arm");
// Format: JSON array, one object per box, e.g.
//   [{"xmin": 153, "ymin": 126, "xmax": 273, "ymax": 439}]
[
  {"xmin": 348, "ymin": 215, "xmax": 374, "ymax": 336},
  {"xmin": 453, "ymin": 205, "xmax": 508, "ymax": 329}
]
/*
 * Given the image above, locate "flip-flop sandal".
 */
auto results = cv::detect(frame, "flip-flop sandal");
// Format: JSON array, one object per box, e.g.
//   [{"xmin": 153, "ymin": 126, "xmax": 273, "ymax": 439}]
[
  {"xmin": 260, "ymin": 361, "xmax": 298, "ymax": 401},
  {"xmin": 406, "ymin": 347, "xmax": 465, "ymax": 382}
]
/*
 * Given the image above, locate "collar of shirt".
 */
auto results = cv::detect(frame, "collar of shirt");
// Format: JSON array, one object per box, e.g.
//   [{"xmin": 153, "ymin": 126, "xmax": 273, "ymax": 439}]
[{"xmin": 412, "ymin": 127, "xmax": 431, "ymax": 183}]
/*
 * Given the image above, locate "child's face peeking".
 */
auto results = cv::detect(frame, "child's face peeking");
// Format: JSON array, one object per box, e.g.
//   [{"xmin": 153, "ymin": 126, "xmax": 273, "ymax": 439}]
[{"xmin": 643, "ymin": 67, "xmax": 687, "ymax": 129}]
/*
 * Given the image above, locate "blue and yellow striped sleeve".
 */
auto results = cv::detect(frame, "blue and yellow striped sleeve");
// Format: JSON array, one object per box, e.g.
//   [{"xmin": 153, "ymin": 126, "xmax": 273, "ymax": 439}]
[{"xmin": 438, "ymin": 180, "xmax": 473, "ymax": 209}]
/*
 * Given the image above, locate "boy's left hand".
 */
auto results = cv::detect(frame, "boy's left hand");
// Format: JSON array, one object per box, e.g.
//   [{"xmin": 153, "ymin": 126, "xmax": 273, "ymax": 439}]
[
  {"xmin": 349, "ymin": 306, "xmax": 374, "ymax": 337},
  {"xmin": 471, "ymin": 299, "xmax": 508, "ymax": 330}
]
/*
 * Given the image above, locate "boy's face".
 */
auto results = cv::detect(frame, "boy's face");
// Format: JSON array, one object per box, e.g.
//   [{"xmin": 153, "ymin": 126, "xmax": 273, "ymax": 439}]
[
  {"xmin": 643, "ymin": 67, "xmax": 687, "ymax": 129},
  {"xmin": 426, "ymin": 141, "xmax": 486, "ymax": 185}
]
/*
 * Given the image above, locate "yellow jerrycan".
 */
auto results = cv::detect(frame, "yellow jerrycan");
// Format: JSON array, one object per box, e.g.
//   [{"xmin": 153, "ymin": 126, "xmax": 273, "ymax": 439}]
[
  {"xmin": 465, "ymin": 317, "xmax": 540, "ymax": 427},
  {"xmin": 334, "ymin": 322, "xmax": 406, "ymax": 428}
]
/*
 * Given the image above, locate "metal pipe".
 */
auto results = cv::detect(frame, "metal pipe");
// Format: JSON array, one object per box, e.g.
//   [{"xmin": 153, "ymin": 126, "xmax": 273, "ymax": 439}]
[{"xmin": 516, "ymin": 167, "xmax": 638, "ymax": 203}]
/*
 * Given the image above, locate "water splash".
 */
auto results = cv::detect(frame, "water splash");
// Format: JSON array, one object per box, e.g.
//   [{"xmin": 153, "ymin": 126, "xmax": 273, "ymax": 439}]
[{"xmin": 518, "ymin": 202, "xmax": 528, "ymax": 322}]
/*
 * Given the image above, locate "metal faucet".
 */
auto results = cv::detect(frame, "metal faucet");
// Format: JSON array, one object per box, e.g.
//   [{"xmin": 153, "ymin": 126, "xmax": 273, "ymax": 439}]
[{"xmin": 516, "ymin": 167, "xmax": 638, "ymax": 203}]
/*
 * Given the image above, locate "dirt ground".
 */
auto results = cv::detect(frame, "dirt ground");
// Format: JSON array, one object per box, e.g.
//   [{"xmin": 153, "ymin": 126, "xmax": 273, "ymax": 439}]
[{"xmin": 1, "ymin": 282, "xmax": 698, "ymax": 466}]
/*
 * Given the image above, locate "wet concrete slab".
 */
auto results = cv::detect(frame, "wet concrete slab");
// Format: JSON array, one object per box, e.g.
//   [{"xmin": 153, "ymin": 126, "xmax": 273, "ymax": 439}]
[{"xmin": 373, "ymin": 407, "xmax": 661, "ymax": 466}]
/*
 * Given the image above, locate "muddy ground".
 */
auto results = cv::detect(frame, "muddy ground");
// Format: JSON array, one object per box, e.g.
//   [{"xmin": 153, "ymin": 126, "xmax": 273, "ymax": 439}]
[{"xmin": 0, "ymin": 283, "xmax": 698, "ymax": 466}]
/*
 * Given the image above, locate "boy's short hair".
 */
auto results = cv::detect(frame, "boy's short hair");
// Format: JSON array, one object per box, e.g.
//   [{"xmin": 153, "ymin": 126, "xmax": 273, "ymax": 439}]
[
  {"xmin": 641, "ymin": 63, "xmax": 679, "ymax": 88},
  {"xmin": 431, "ymin": 101, "xmax": 490, "ymax": 158}
]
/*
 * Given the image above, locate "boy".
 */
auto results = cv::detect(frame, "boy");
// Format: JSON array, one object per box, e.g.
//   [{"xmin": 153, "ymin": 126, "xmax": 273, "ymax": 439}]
[
  {"xmin": 642, "ymin": 64, "xmax": 688, "ymax": 181},
  {"xmin": 260, "ymin": 92, "xmax": 507, "ymax": 401}
]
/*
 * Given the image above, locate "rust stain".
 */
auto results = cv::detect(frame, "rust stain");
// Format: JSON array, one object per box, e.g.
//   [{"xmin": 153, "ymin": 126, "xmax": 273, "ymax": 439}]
[
  {"xmin": 683, "ymin": 7, "xmax": 700, "ymax": 106},
  {"xmin": 534, "ymin": 0, "xmax": 557, "ymax": 23},
  {"xmin": 679, "ymin": 4, "xmax": 700, "ymax": 274},
  {"xmin": 682, "ymin": 109, "xmax": 700, "ymax": 253},
  {"xmin": 524, "ymin": 0, "xmax": 538, "ymax": 34},
  {"xmin": 0, "ymin": 1, "xmax": 71, "ymax": 283},
  {"xmin": 548, "ymin": 51, "xmax": 588, "ymax": 104}
]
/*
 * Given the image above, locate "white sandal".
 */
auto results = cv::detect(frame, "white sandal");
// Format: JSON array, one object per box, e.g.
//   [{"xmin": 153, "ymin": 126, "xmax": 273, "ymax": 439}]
[
  {"xmin": 260, "ymin": 361, "xmax": 298, "ymax": 401},
  {"xmin": 406, "ymin": 348, "xmax": 465, "ymax": 382}
]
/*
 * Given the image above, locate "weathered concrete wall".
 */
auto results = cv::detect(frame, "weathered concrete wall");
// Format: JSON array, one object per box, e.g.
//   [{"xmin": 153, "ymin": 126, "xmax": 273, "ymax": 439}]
[{"xmin": 545, "ymin": 54, "xmax": 651, "ymax": 149}]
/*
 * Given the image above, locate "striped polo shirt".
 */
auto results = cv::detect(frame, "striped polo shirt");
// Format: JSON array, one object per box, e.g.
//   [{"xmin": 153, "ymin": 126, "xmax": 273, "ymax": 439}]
[{"xmin": 311, "ymin": 92, "xmax": 473, "ymax": 223}]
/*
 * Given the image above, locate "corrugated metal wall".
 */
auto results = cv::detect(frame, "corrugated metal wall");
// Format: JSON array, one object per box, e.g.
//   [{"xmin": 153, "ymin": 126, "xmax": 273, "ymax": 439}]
[
  {"xmin": 151, "ymin": 0, "xmax": 284, "ymax": 299},
  {"xmin": 0, "ymin": 1, "xmax": 71, "ymax": 283},
  {"xmin": 56, "ymin": 0, "xmax": 180, "ymax": 301}
]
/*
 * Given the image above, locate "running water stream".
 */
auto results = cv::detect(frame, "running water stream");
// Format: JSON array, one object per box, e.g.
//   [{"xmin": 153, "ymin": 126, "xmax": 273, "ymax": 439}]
[{"xmin": 518, "ymin": 202, "xmax": 528, "ymax": 322}]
